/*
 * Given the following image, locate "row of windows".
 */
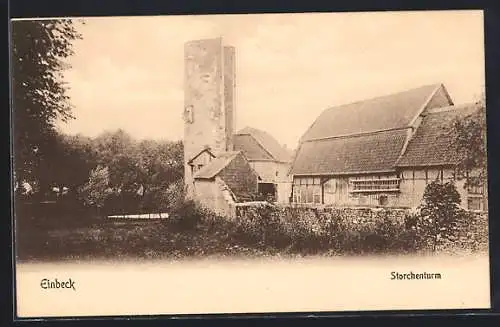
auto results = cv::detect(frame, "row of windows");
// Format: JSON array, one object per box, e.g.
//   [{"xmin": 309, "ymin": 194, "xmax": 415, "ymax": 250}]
[
  {"xmin": 292, "ymin": 175, "xmax": 487, "ymax": 210},
  {"xmin": 467, "ymin": 184, "xmax": 485, "ymax": 195},
  {"xmin": 350, "ymin": 179, "xmax": 400, "ymax": 192}
]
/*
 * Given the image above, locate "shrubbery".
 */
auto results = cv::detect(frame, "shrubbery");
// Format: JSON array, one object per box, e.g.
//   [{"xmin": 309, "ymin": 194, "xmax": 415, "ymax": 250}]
[
  {"xmin": 20, "ymin": 177, "xmax": 487, "ymax": 260},
  {"xmin": 229, "ymin": 205, "xmax": 418, "ymax": 255},
  {"xmin": 226, "ymin": 202, "xmax": 486, "ymax": 255},
  {"xmin": 159, "ymin": 179, "xmax": 487, "ymax": 256},
  {"xmin": 405, "ymin": 180, "xmax": 488, "ymax": 253},
  {"xmin": 215, "ymin": 180, "xmax": 488, "ymax": 255}
]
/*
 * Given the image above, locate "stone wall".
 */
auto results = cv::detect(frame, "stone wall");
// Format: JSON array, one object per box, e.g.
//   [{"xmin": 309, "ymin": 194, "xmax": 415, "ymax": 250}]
[
  {"xmin": 232, "ymin": 203, "xmax": 488, "ymax": 253},
  {"xmin": 223, "ymin": 46, "xmax": 236, "ymax": 152},
  {"xmin": 184, "ymin": 38, "xmax": 235, "ymax": 195}
]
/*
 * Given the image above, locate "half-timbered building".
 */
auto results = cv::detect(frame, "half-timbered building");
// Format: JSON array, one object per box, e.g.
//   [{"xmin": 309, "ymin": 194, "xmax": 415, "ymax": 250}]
[{"xmin": 289, "ymin": 83, "xmax": 487, "ymax": 211}]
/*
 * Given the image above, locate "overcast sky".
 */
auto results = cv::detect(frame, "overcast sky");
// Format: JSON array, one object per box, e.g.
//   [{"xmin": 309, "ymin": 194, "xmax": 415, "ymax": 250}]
[{"xmin": 52, "ymin": 10, "xmax": 484, "ymax": 149}]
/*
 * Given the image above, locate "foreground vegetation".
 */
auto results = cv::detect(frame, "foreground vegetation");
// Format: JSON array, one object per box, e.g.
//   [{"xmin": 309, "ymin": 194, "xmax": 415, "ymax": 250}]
[{"xmin": 16, "ymin": 182, "xmax": 488, "ymax": 262}]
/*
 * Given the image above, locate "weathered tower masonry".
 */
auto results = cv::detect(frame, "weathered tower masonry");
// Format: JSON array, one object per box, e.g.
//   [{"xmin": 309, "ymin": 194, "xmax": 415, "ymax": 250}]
[{"xmin": 183, "ymin": 37, "xmax": 236, "ymax": 197}]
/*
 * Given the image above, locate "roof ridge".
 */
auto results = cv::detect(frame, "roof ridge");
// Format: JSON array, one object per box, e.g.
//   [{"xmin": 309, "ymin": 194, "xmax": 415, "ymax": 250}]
[
  {"xmin": 235, "ymin": 126, "xmax": 291, "ymax": 162},
  {"xmin": 322, "ymin": 83, "xmax": 442, "ymax": 113},
  {"xmin": 303, "ymin": 126, "xmax": 410, "ymax": 143},
  {"xmin": 299, "ymin": 83, "xmax": 444, "ymax": 143}
]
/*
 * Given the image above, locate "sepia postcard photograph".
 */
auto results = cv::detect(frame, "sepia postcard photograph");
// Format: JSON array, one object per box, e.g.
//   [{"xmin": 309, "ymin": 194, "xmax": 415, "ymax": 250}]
[{"xmin": 11, "ymin": 9, "xmax": 490, "ymax": 318}]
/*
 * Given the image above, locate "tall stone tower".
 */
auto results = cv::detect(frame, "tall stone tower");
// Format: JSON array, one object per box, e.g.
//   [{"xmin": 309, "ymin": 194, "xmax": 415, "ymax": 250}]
[{"xmin": 183, "ymin": 37, "xmax": 236, "ymax": 196}]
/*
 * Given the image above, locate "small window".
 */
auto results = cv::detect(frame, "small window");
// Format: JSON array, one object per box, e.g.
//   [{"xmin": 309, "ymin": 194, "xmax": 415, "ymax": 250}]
[
  {"xmin": 324, "ymin": 179, "xmax": 336, "ymax": 193},
  {"xmin": 276, "ymin": 171, "xmax": 279, "ymax": 177},
  {"xmin": 201, "ymin": 73, "xmax": 211, "ymax": 82},
  {"xmin": 184, "ymin": 105, "xmax": 194, "ymax": 123},
  {"xmin": 306, "ymin": 187, "xmax": 314, "ymax": 203},
  {"xmin": 313, "ymin": 193, "xmax": 321, "ymax": 204},
  {"xmin": 197, "ymin": 164, "xmax": 203, "ymax": 170},
  {"xmin": 292, "ymin": 178, "xmax": 322, "ymax": 204},
  {"xmin": 467, "ymin": 184, "xmax": 484, "ymax": 195},
  {"xmin": 468, "ymin": 198, "xmax": 482, "ymax": 211}
]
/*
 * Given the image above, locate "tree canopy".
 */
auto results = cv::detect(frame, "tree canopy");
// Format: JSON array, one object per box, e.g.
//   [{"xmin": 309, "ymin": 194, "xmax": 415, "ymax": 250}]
[
  {"xmin": 452, "ymin": 92, "xmax": 487, "ymax": 188},
  {"xmin": 11, "ymin": 19, "xmax": 83, "ymax": 189}
]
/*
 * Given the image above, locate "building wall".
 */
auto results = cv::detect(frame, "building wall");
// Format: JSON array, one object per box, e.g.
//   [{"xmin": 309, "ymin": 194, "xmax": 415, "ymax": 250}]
[
  {"xmin": 321, "ymin": 173, "xmax": 401, "ymax": 207},
  {"xmin": 250, "ymin": 161, "xmax": 291, "ymax": 183},
  {"xmin": 399, "ymin": 168, "xmax": 468, "ymax": 209},
  {"xmin": 250, "ymin": 161, "xmax": 292, "ymax": 203},
  {"xmin": 189, "ymin": 151, "xmax": 214, "ymax": 176},
  {"xmin": 218, "ymin": 152, "xmax": 259, "ymax": 201},
  {"xmin": 193, "ymin": 177, "xmax": 236, "ymax": 218},
  {"xmin": 184, "ymin": 38, "xmax": 235, "ymax": 196},
  {"xmin": 322, "ymin": 177, "xmax": 350, "ymax": 205},
  {"xmin": 276, "ymin": 182, "xmax": 292, "ymax": 204},
  {"xmin": 291, "ymin": 169, "xmax": 478, "ymax": 209},
  {"xmin": 424, "ymin": 86, "xmax": 453, "ymax": 111}
]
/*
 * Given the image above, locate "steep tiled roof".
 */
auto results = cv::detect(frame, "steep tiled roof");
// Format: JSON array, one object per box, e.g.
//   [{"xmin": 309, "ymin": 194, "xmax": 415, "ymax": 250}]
[
  {"xmin": 234, "ymin": 127, "xmax": 292, "ymax": 163},
  {"xmin": 301, "ymin": 84, "xmax": 446, "ymax": 142},
  {"xmin": 233, "ymin": 134, "xmax": 273, "ymax": 161},
  {"xmin": 396, "ymin": 103, "xmax": 482, "ymax": 167},
  {"xmin": 193, "ymin": 151, "xmax": 240, "ymax": 179},
  {"xmin": 290, "ymin": 129, "xmax": 408, "ymax": 175}
]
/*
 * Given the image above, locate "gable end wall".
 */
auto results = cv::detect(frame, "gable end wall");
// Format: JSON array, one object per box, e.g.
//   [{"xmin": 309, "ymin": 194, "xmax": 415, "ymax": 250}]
[{"xmin": 219, "ymin": 153, "xmax": 259, "ymax": 200}]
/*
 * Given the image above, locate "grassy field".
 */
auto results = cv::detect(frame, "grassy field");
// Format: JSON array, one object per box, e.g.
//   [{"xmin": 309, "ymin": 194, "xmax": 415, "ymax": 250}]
[
  {"xmin": 15, "ymin": 217, "xmax": 281, "ymax": 262},
  {"xmin": 15, "ymin": 204, "xmax": 488, "ymax": 262}
]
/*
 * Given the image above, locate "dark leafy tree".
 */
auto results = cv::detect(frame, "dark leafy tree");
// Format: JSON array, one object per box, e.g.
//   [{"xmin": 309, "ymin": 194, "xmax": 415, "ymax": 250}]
[
  {"xmin": 78, "ymin": 165, "xmax": 113, "ymax": 216},
  {"xmin": 88, "ymin": 129, "xmax": 184, "ymax": 214},
  {"xmin": 415, "ymin": 180, "xmax": 467, "ymax": 251},
  {"xmin": 130, "ymin": 139, "xmax": 184, "ymax": 213},
  {"xmin": 11, "ymin": 19, "xmax": 83, "ymax": 194},
  {"xmin": 41, "ymin": 133, "xmax": 99, "ymax": 197},
  {"xmin": 451, "ymin": 92, "xmax": 487, "ymax": 189}
]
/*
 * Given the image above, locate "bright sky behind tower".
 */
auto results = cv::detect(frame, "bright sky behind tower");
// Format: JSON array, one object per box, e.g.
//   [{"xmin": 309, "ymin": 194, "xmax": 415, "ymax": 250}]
[{"xmin": 54, "ymin": 10, "xmax": 485, "ymax": 149}]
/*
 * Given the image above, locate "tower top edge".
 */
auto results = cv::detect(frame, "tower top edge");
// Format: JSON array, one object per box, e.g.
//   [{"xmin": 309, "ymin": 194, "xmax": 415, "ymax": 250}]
[{"xmin": 184, "ymin": 37, "xmax": 234, "ymax": 47}]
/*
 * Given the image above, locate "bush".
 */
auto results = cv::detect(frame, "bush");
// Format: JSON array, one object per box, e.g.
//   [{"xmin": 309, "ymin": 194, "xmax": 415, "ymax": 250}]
[
  {"xmin": 166, "ymin": 200, "xmax": 202, "ymax": 231},
  {"xmin": 157, "ymin": 179, "xmax": 186, "ymax": 213},
  {"xmin": 408, "ymin": 180, "xmax": 469, "ymax": 251},
  {"xmin": 230, "ymin": 205, "xmax": 417, "ymax": 255},
  {"xmin": 226, "ymin": 201, "xmax": 488, "ymax": 255}
]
